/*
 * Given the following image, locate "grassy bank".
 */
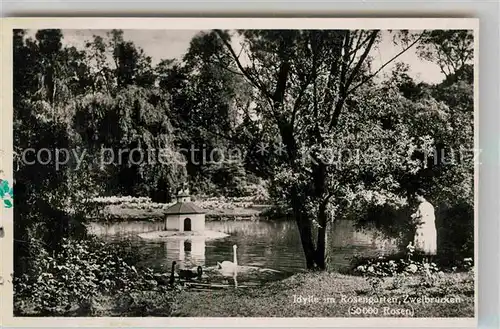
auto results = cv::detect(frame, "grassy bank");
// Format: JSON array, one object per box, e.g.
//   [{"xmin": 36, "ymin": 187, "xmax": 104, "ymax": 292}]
[
  {"xmin": 94, "ymin": 196, "xmax": 272, "ymax": 221},
  {"xmin": 17, "ymin": 271, "xmax": 474, "ymax": 317},
  {"xmin": 172, "ymin": 271, "xmax": 474, "ymax": 317},
  {"xmin": 102, "ymin": 203, "xmax": 267, "ymax": 221},
  {"xmin": 17, "ymin": 290, "xmax": 176, "ymax": 317},
  {"xmin": 73, "ymin": 290, "xmax": 176, "ymax": 317}
]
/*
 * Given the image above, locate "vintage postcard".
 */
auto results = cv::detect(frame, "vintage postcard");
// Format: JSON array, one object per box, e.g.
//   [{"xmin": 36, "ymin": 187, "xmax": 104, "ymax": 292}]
[{"xmin": 0, "ymin": 18, "xmax": 478, "ymax": 327}]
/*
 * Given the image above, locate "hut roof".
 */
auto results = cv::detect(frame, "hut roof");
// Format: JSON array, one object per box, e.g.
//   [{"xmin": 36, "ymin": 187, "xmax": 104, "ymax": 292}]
[{"xmin": 165, "ymin": 202, "xmax": 205, "ymax": 215}]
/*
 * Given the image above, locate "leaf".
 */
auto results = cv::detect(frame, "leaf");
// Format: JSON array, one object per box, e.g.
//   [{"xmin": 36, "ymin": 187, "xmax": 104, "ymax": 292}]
[
  {"xmin": 9, "ymin": 187, "xmax": 13, "ymax": 198},
  {"xmin": 4, "ymin": 199, "xmax": 12, "ymax": 208}
]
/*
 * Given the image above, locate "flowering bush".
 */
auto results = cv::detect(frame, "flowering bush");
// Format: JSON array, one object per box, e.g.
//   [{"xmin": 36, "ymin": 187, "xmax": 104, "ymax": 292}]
[
  {"xmin": 92, "ymin": 196, "xmax": 153, "ymax": 205},
  {"xmin": 355, "ymin": 255, "xmax": 441, "ymax": 277},
  {"xmin": 353, "ymin": 243, "xmax": 448, "ymax": 292},
  {"xmin": 353, "ymin": 243, "xmax": 442, "ymax": 279}
]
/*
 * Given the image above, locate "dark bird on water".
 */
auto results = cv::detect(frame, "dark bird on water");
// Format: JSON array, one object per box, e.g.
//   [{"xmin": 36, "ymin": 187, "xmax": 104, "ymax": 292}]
[
  {"xmin": 169, "ymin": 261, "xmax": 203, "ymax": 284},
  {"xmin": 169, "ymin": 261, "xmax": 177, "ymax": 286},
  {"xmin": 179, "ymin": 266, "xmax": 203, "ymax": 281}
]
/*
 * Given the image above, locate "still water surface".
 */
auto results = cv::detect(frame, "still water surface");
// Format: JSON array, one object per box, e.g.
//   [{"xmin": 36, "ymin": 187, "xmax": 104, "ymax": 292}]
[{"xmin": 88, "ymin": 219, "xmax": 398, "ymax": 284}]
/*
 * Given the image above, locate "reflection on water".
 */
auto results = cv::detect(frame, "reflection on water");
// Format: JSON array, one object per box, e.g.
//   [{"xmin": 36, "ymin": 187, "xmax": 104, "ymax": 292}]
[{"xmin": 88, "ymin": 219, "xmax": 398, "ymax": 280}]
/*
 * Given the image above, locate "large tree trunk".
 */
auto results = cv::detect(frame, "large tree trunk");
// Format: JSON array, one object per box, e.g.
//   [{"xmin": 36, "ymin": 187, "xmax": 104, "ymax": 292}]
[
  {"xmin": 315, "ymin": 204, "xmax": 329, "ymax": 270},
  {"xmin": 315, "ymin": 226, "xmax": 327, "ymax": 270},
  {"xmin": 281, "ymin": 120, "xmax": 331, "ymax": 271},
  {"xmin": 293, "ymin": 205, "xmax": 329, "ymax": 271},
  {"xmin": 312, "ymin": 161, "xmax": 330, "ymax": 270},
  {"xmin": 291, "ymin": 189, "xmax": 317, "ymax": 269},
  {"xmin": 295, "ymin": 213, "xmax": 317, "ymax": 269},
  {"xmin": 291, "ymin": 178, "xmax": 331, "ymax": 271}
]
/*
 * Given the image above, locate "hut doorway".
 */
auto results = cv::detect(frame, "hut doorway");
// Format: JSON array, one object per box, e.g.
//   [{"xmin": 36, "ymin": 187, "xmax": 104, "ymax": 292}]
[{"xmin": 184, "ymin": 218, "xmax": 192, "ymax": 231}]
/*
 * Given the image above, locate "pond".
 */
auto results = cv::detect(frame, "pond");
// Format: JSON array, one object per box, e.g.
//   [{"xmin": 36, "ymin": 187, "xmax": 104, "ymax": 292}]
[{"xmin": 87, "ymin": 219, "xmax": 399, "ymax": 285}]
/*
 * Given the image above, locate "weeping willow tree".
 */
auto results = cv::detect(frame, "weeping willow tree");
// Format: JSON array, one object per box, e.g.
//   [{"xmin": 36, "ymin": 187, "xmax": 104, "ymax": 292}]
[{"xmin": 73, "ymin": 86, "xmax": 186, "ymax": 201}]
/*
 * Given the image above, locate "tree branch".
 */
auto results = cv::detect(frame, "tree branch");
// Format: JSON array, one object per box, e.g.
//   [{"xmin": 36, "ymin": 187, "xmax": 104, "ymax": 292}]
[
  {"xmin": 214, "ymin": 29, "xmax": 286, "ymax": 132},
  {"xmin": 346, "ymin": 32, "xmax": 425, "ymax": 96},
  {"xmin": 347, "ymin": 31, "xmax": 370, "ymax": 68},
  {"xmin": 217, "ymin": 60, "xmax": 246, "ymax": 77},
  {"xmin": 345, "ymin": 30, "xmax": 379, "ymax": 91},
  {"xmin": 214, "ymin": 30, "xmax": 273, "ymax": 101},
  {"xmin": 322, "ymin": 35, "xmax": 343, "ymax": 119},
  {"xmin": 291, "ymin": 72, "xmax": 314, "ymax": 130},
  {"xmin": 328, "ymin": 30, "xmax": 353, "ymax": 130},
  {"xmin": 214, "ymin": 51, "xmax": 246, "ymax": 77}
]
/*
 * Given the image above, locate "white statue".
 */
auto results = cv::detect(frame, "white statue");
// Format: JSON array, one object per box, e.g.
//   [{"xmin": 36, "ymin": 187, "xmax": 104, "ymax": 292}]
[{"xmin": 411, "ymin": 192, "xmax": 437, "ymax": 263}]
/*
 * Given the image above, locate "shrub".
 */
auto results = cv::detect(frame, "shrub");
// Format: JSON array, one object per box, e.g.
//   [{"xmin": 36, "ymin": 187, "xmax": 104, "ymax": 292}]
[
  {"xmin": 353, "ymin": 243, "xmax": 443, "ymax": 280},
  {"xmin": 13, "ymin": 237, "xmax": 174, "ymax": 316},
  {"xmin": 435, "ymin": 201, "xmax": 474, "ymax": 267}
]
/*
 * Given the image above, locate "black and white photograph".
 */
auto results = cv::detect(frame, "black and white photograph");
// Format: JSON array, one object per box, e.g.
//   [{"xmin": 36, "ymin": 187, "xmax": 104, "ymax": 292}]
[{"xmin": 1, "ymin": 18, "xmax": 477, "ymax": 325}]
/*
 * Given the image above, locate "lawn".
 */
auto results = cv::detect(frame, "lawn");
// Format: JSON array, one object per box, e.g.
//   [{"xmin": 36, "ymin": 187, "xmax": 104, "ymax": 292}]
[
  {"xmin": 16, "ymin": 269, "xmax": 473, "ymax": 317},
  {"xmin": 171, "ymin": 271, "xmax": 474, "ymax": 318},
  {"xmin": 100, "ymin": 200, "xmax": 267, "ymax": 221}
]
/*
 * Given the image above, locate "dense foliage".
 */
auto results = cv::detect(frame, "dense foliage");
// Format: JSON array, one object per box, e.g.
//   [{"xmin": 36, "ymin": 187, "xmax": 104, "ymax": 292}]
[
  {"xmin": 194, "ymin": 29, "xmax": 474, "ymax": 269},
  {"xmin": 13, "ymin": 29, "xmax": 183, "ymax": 314},
  {"xmin": 14, "ymin": 238, "xmax": 175, "ymax": 316}
]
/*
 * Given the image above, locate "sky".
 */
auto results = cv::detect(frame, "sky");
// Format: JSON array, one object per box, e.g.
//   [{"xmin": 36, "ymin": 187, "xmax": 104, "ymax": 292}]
[{"xmin": 25, "ymin": 29, "xmax": 445, "ymax": 84}]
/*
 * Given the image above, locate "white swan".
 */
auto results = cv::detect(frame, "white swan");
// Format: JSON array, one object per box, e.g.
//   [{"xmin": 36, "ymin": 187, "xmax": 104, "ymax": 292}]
[{"xmin": 217, "ymin": 244, "xmax": 238, "ymax": 274}]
